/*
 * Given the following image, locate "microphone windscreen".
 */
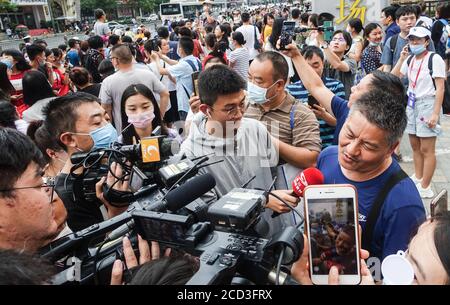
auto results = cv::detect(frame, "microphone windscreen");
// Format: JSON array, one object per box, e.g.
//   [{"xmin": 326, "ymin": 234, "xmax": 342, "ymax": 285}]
[
  {"xmin": 165, "ymin": 173, "xmax": 216, "ymax": 212},
  {"xmin": 292, "ymin": 167, "xmax": 325, "ymax": 197}
]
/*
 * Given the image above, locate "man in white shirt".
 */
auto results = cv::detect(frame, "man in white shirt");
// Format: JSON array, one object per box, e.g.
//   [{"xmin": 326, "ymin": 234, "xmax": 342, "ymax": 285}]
[
  {"xmin": 236, "ymin": 12, "xmax": 261, "ymax": 62},
  {"xmin": 93, "ymin": 9, "xmax": 111, "ymax": 37}
]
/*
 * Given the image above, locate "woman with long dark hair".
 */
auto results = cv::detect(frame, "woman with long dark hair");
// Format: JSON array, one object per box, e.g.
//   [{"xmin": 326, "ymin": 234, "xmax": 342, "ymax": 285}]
[
  {"xmin": 120, "ymin": 84, "xmax": 180, "ymax": 145},
  {"xmin": 0, "ymin": 62, "xmax": 14, "ymax": 100},
  {"xmin": 22, "ymin": 70, "xmax": 56, "ymax": 122},
  {"xmin": 361, "ymin": 23, "xmax": 384, "ymax": 74},
  {"xmin": 0, "ymin": 49, "xmax": 31, "ymax": 117}
]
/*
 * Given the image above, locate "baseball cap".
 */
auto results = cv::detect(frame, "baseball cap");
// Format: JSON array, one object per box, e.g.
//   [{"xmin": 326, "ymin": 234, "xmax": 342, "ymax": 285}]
[{"xmin": 407, "ymin": 26, "xmax": 431, "ymax": 39}]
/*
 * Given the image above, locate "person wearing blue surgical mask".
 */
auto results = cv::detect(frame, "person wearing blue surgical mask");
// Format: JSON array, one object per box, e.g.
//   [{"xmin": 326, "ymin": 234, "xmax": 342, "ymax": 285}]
[
  {"xmin": 42, "ymin": 93, "xmax": 125, "ymax": 232},
  {"xmin": 245, "ymin": 51, "xmax": 321, "ymax": 170},
  {"xmin": 391, "ymin": 26, "xmax": 446, "ymax": 199},
  {"xmin": 361, "ymin": 23, "xmax": 384, "ymax": 74}
]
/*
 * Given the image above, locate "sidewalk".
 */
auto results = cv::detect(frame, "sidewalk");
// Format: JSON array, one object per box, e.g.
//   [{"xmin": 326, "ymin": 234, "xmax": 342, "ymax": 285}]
[{"xmin": 399, "ymin": 114, "xmax": 450, "ymax": 215}]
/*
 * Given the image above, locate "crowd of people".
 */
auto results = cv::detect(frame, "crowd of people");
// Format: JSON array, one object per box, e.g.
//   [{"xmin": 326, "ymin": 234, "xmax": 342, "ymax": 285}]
[{"xmin": 0, "ymin": 2, "xmax": 449, "ymax": 286}]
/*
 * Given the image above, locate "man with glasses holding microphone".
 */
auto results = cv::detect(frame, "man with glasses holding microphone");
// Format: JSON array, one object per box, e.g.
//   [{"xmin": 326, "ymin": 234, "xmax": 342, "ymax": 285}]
[{"xmin": 0, "ymin": 128, "xmax": 59, "ymax": 253}]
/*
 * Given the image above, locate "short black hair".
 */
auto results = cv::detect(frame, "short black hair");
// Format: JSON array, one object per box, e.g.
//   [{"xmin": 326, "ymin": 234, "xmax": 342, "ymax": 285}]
[
  {"xmin": 69, "ymin": 67, "xmax": 91, "ymax": 87},
  {"xmin": 51, "ymin": 47, "xmax": 62, "ymax": 59},
  {"xmin": 108, "ymin": 34, "xmax": 121, "ymax": 46},
  {"xmin": 121, "ymin": 35, "xmax": 133, "ymax": 43},
  {"xmin": 0, "ymin": 249, "xmax": 56, "ymax": 284},
  {"xmin": 382, "ymin": 5, "xmax": 400, "ymax": 20},
  {"xmin": 22, "ymin": 70, "xmax": 55, "ymax": 106},
  {"xmin": 58, "ymin": 44, "xmax": 67, "ymax": 52},
  {"xmin": 300, "ymin": 12, "xmax": 310, "ymax": 24},
  {"xmin": 33, "ymin": 39, "xmax": 47, "ymax": 47},
  {"xmin": 332, "ymin": 30, "xmax": 353, "ymax": 54},
  {"xmin": 26, "ymin": 44, "xmax": 45, "ymax": 61},
  {"xmin": 0, "ymin": 128, "xmax": 45, "ymax": 196},
  {"xmin": 292, "ymin": 8, "xmax": 300, "ymax": 19},
  {"xmin": 68, "ymin": 38, "xmax": 78, "ymax": 48},
  {"xmin": 95, "ymin": 8, "xmax": 105, "ymax": 20},
  {"xmin": 178, "ymin": 36, "xmax": 194, "ymax": 55},
  {"xmin": 178, "ymin": 27, "xmax": 192, "ymax": 38},
  {"xmin": 241, "ymin": 12, "xmax": 250, "ymax": 23},
  {"xmin": 232, "ymin": 31, "xmax": 246, "ymax": 45},
  {"xmin": 255, "ymin": 51, "xmax": 289, "ymax": 83},
  {"xmin": 350, "ymin": 89, "xmax": 407, "ymax": 147},
  {"xmin": 157, "ymin": 26, "xmax": 169, "ymax": 39},
  {"xmin": 198, "ymin": 65, "xmax": 246, "ymax": 106},
  {"xmin": 396, "ymin": 5, "xmax": 418, "ymax": 20},
  {"xmin": 98, "ymin": 59, "xmax": 115, "ymax": 79},
  {"xmin": 0, "ymin": 101, "xmax": 17, "ymax": 129},
  {"xmin": 27, "ymin": 120, "xmax": 64, "ymax": 164},
  {"xmin": 43, "ymin": 92, "xmax": 101, "ymax": 150},
  {"xmin": 88, "ymin": 35, "xmax": 104, "ymax": 50},
  {"xmin": 370, "ymin": 70, "xmax": 406, "ymax": 104},
  {"xmin": 348, "ymin": 18, "xmax": 363, "ymax": 34},
  {"xmin": 302, "ymin": 45, "xmax": 324, "ymax": 62}
]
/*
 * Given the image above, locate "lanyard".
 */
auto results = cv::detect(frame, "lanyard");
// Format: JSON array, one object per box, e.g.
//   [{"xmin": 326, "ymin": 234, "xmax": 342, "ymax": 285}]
[{"xmin": 409, "ymin": 52, "xmax": 428, "ymax": 90}]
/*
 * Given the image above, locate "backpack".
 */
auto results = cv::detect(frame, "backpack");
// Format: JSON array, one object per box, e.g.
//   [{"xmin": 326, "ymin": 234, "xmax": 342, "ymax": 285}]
[
  {"xmin": 253, "ymin": 26, "xmax": 262, "ymax": 51},
  {"xmin": 434, "ymin": 19, "xmax": 450, "ymax": 58},
  {"xmin": 181, "ymin": 58, "xmax": 202, "ymax": 99},
  {"xmin": 389, "ymin": 34, "xmax": 399, "ymax": 55},
  {"xmin": 406, "ymin": 52, "xmax": 450, "ymax": 114}
]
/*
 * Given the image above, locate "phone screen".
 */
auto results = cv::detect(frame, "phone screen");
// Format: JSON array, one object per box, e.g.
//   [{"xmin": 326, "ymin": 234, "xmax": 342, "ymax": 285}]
[
  {"xmin": 280, "ymin": 21, "xmax": 296, "ymax": 50},
  {"xmin": 307, "ymin": 197, "xmax": 358, "ymax": 276},
  {"xmin": 430, "ymin": 189, "xmax": 448, "ymax": 217}
]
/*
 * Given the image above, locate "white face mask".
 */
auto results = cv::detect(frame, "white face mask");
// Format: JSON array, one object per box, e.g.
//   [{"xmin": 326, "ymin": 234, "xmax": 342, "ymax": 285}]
[{"xmin": 247, "ymin": 81, "xmax": 280, "ymax": 104}]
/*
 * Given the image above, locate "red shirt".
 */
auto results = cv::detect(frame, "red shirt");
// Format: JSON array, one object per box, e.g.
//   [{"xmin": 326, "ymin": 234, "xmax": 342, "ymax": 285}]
[{"xmin": 9, "ymin": 70, "xmax": 29, "ymax": 118}]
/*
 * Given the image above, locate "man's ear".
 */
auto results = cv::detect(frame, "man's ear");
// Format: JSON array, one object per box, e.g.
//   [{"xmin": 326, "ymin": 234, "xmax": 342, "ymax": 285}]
[
  {"xmin": 60, "ymin": 132, "xmax": 77, "ymax": 149},
  {"xmin": 388, "ymin": 141, "xmax": 400, "ymax": 157},
  {"xmin": 199, "ymin": 104, "xmax": 209, "ymax": 115}
]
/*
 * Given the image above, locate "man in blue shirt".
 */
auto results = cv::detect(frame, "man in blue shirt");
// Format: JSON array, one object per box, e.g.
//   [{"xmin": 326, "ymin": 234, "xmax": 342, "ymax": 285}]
[
  {"xmin": 152, "ymin": 36, "xmax": 201, "ymax": 121},
  {"xmin": 381, "ymin": 5, "xmax": 401, "ymax": 44},
  {"xmin": 317, "ymin": 89, "xmax": 426, "ymax": 260},
  {"xmin": 287, "ymin": 46, "xmax": 345, "ymax": 149},
  {"xmin": 284, "ymin": 44, "xmax": 405, "ymax": 146},
  {"xmin": 381, "ymin": 5, "xmax": 435, "ymax": 73},
  {"xmin": 66, "ymin": 38, "xmax": 81, "ymax": 67}
]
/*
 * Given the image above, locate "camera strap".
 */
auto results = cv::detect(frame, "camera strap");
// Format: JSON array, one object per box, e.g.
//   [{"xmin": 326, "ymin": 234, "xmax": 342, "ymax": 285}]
[
  {"xmin": 361, "ymin": 169, "xmax": 408, "ymax": 253},
  {"xmin": 102, "ymin": 183, "xmax": 135, "ymax": 207}
]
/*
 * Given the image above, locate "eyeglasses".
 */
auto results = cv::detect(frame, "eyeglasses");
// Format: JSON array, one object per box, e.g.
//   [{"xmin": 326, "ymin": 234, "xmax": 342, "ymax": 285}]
[
  {"xmin": 210, "ymin": 99, "xmax": 249, "ymax": 117},
  {"xmin": 331, "ymin": 37, "xmax": 347, "ymax": 43},
  {"xmin": 0, "ymin": 178, "xmax": 55, "ymax": 204}
]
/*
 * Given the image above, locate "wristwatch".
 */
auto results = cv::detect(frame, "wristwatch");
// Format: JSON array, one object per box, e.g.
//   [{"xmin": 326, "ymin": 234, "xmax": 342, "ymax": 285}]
[{"xmin": 320, "ymin": 43, "xmax": 329, "ymax": 50}]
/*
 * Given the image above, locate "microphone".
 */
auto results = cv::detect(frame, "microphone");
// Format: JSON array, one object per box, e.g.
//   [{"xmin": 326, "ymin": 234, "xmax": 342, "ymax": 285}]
[
  {"xmin": 108, "ymin": 173, "xmax": 216, "ymax": 240},
  {"xmin": 272, "ymin": 168, "xmax": 324, "ymax": 218},
  {"xmin": 292, "ymin": 167, "xmax": 324, "ymax": 198},
  {"xmin": 146, "ymin": 173, "xmax": 216, "ymax": 212}
]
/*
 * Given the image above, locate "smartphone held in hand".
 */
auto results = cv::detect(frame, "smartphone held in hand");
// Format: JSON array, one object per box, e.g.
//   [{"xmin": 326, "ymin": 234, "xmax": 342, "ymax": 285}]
[{"xmin": 303, "ymin": 184, "xmax": 361, "ymax": 285}]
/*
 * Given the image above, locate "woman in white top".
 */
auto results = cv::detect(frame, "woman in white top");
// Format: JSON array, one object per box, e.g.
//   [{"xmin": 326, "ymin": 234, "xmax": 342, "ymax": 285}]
[
  {"xmin": 306, "ymin": 14, "xmax": 320, "ymax": 47},
  {"xmin": 144, "ymin": 38, "xmax": 177, "ymax": 124},
  {"xmin": 229, "ymin": 31, "xmax": 250, "ymax": 81},
  {"xmin": 392, "ymin": 27, "xmax": 446, "ymax": 199},
  {"xmin": 264, "ymin": 18, "xmax": 295, "ymax": 80},
  {"xmin": 21, "ymin": 70, "xmax": 56, "ymax": 122},
  {"xmin": 346, "ymin": 18, "xmax": 364, "ymax": 63}
]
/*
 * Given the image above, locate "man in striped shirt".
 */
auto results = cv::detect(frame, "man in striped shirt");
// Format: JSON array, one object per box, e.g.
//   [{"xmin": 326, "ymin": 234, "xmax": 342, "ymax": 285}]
[{"xmin": 287, "ymin": 46, "xmax": 345, "ymax": 149}]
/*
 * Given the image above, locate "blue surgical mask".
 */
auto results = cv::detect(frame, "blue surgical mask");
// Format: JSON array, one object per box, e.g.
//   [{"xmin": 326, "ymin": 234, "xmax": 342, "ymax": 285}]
[
  {"xmin": 369, "ymin": 41, "xmax": 381, "ymax": 47},
  {"xmin": 89, "ymin": 123, "xmax": 118, "ymax": 148},
  {"xmin": 1, "ymin": 58, "xmax": 13, "ymax": 70},
  {"xmin": 410, "ymin": 44, "xmax": 426, "ymax": 55},
  {"xmin": 247, "ymin": 81, "xmax": 279, "ymax": 104},
  {"xmin": 73, "ymin": 123, "xmax": 118, "ymax": 149}
]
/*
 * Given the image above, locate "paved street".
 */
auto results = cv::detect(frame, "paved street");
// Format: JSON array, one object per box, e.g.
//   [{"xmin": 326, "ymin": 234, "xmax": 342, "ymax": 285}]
[
  {"xmin": 399, "ymin": 115, "xmax": 450, "ymax": 215},
  {"xmin": 0, "ymin": 22, "xmax": 161, "ymax": 51}
]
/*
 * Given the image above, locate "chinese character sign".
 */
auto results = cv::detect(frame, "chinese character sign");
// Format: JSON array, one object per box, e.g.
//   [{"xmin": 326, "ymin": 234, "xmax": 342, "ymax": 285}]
[{"xmin": 336, "ymin": 0, "xmax": 367, "ymax": 24}]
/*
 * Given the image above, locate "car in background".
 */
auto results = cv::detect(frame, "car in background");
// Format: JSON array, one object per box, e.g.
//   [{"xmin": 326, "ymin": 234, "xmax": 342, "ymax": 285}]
[
  {"xmin": 147, "ymin": 14, "xmax": 159, "ymax": 22},
  {"xmin": 106, "ymin": 21, "xmax": 127, "ymax": 31}
]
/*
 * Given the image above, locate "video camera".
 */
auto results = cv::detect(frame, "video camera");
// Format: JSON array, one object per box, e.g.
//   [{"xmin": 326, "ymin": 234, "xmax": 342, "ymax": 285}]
[
  {"xmin": 43, "ymin": 171, "xmax": 304, "ymax": 285},
  {"xmin": 68, "ymin": 135, "xmax": 176, "ymax": 205}
]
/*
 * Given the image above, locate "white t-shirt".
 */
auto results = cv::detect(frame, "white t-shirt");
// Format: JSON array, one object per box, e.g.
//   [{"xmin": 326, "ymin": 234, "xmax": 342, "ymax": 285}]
[
  {"xmin": 229, "ymin": 47, "xmax": 250, "ymax": 81},
  {"xmin": 236, "ymin": 24, "xmax": 260, "ymax": 60},
  {"xmin": 400, "ymin": 52, "xmax": 446, "ymax": 99},
  {"xmin": 148, "ymin": 60, "xmax": 176, "ymax": 92}
]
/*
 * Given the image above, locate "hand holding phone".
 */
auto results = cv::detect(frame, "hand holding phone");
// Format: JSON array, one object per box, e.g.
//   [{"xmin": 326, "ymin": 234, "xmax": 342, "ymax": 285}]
[
  {"xmin": 303, "ymin": 184, "xmax": 361, "ymax": 285},
  {"xmin": 307, "ymin": 95, "xmax": 320, "ymax": 108},
  {"xmin": 280, "ymin": 21, "xmax": 296, "ymax": 50}
]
